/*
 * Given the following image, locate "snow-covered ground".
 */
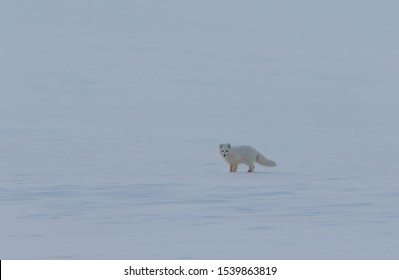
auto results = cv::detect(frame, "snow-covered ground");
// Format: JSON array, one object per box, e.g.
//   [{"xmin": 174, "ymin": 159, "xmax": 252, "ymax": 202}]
[{"xmin": 1, "ymin": 0, "xmax": 399, "ymax": 259}]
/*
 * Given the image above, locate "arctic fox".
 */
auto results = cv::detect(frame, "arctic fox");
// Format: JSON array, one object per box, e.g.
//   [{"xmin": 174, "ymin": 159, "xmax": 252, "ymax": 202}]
[{"xmin": 219, "ymin": 143, "xmax": 276, "ymax": 172}]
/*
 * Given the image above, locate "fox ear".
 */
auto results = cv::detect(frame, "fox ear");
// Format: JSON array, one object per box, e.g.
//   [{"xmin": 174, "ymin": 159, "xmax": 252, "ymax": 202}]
[
  {"xmin": 227, "ymin": 143, "xmax": 231, "ymax": 148},
  {"xmin": 219, "ymin": 144, "xmax": 222, "ymax": 148}
]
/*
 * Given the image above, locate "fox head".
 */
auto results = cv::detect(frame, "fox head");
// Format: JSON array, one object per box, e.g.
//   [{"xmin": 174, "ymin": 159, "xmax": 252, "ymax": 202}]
[{"xmin": 219, "ymin": 143, "xmax": 231, "ymax": 157}]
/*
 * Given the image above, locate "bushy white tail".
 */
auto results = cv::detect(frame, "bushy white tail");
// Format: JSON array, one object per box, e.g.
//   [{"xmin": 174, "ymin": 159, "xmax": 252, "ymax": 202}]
[{"xmin": 256, "ymin": 153, "xmax": 276, "ymax": 167}]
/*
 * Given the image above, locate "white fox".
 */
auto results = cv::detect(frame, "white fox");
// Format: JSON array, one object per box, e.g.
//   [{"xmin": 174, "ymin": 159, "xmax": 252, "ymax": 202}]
[{"xmin": 219, "ymin": 143, "xmax": 276, "ymax": 172}]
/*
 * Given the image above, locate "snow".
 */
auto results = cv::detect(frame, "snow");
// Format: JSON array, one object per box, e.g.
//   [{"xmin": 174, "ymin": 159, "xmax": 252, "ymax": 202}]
[{"xmin": 1, "ymin": 0, "xmax": 399, "ymax": 259}]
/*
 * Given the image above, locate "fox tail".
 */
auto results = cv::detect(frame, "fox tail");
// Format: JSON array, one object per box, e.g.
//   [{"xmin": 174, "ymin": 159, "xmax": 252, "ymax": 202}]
[{"xmin": 256, "ymin": 153, "xmax": 276, "ymax": 167}]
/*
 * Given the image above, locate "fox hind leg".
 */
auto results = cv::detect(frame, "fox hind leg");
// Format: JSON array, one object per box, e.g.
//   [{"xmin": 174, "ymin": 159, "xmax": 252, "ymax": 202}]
[{"xmin": 248, "ymin": 163, "xmax": 255, "ymax": 172}]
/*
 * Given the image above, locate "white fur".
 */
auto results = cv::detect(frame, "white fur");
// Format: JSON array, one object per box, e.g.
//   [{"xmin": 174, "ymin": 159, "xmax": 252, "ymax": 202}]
[{"xmin": 219, "ymin": 143, "xmax": 276, "ymax": 172}]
